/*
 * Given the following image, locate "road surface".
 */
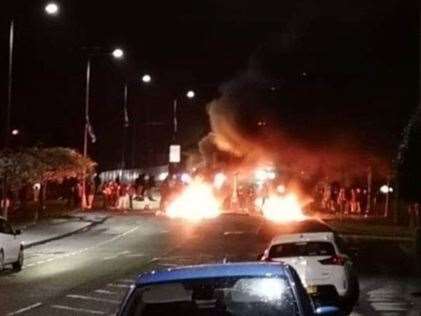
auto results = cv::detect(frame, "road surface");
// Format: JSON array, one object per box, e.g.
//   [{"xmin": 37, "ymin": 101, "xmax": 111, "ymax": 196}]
[{"xmin": 1, "ymin": 213, "xmax": 420, "ymax": 315}]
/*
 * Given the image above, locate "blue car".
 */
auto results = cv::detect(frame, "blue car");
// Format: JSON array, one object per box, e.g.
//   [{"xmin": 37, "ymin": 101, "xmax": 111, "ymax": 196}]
[{"xmin": 117, "ymin": 262, "xmax": 340, "ymax": 315}]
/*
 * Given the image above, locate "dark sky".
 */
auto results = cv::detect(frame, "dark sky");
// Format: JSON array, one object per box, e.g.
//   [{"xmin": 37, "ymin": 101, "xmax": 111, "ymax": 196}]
[{"xmin": 0, "ymin": 0, "xmax": 418, "ymax": 170}]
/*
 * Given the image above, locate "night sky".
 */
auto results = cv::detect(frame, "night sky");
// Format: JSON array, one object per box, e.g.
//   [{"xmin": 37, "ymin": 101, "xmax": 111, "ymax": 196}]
[{"xmin": 0, "ymin": 0, "xmax": 418, "ymax": 171}]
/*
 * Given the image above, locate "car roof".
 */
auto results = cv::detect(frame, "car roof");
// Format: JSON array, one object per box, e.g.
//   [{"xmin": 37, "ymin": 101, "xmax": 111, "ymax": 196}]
[
  {"xmin": 270, "ymin": 231, "xmax": 336, "ymax": 245},
  {"xmin": 135, "ymin": 262, "xmax": 289, "ymax": 286},
  {"xmin": 269, "ymin": 218, "xmax": 333, "ymax": 234}
]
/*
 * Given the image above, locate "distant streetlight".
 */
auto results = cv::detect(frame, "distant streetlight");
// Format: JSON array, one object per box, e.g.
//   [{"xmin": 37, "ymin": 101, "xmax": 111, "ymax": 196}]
[
  {"xmin": 11, "ymin": 129, "xmax": 19, "ymax": 136},
  {"xmin": 142, "ymin": 74, "xmax": 152, "ymax": 83},
  {"xmin": 112, "ymin": 48, "xmax": 124, "ymax": 59},
  {"xmin": 44, "ymin": 2, "xmax": 59, "ymax": 15},
  {"xmin": 186, "ymin": 90, "xmax": 195, "ymax": 99}
]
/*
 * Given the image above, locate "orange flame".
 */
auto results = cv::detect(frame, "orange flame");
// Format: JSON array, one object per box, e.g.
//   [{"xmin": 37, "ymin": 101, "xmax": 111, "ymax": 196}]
[
  {"xmin": 166, "ymin": 179, "xmax": 221, "ymax": 221},
  {"xmin": 256, "ymin": 193, "xmax": 307, "ymax": 223}
]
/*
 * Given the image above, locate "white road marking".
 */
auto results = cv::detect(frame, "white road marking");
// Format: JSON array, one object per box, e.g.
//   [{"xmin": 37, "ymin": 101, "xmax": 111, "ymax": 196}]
[
  {"xmin": 23, "ymin": 226, "xmax": 140, "ymax": 270},
  {"xmin": 51, "ymin": 305, "xmax": 105, "ymax": 315},
  {"xmin": 103, "ymin": 251, "xmax": 131, "ymax": 261},
  {"xmin": 66, "ymin": 294, "xmax": 120, "ymax": 304},
  {"xmin": 107, "ymin": 283, "xmax": 131, "ymax": 289},
  {"xmin": 125, "ymin": 253, "xmax": 145, "ymax": 258},
  {"xmin": 371, "ymin": 302, "xmax": 408, "ymax": 311},
  {"xmin": 7, "ymin": 302, "xmax": 43, "ymax": 315},
  {"xmin": 95, "ymin": 289, "xmax": 119, "ymax": 295}
]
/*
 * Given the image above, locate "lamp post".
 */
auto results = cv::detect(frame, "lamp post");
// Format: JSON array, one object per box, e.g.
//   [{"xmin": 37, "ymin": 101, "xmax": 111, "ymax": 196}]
[
  {"xmin": 81, "ymin": 47, "xmax": 124, "ymax": 209},
  {"xmin": 169, "ymin": 90, "xmax": 196, "ymax": 174},
  {"xmin": 121, "ymin": 74, "xmax": 152, "ymax": 169},
  {"xmin": 2, "ymin": 3, "xmax": 60, "ymax": 219}
]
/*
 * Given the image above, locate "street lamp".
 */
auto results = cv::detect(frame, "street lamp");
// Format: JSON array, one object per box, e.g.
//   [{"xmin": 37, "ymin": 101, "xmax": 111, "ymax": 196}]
[
  {"xmin": 112, "ymin": 48, "xmax": 124, "ymax": 59},
  {"xmin": 3, "ymin": 3, "xmax": 60, "ymax": 219},
  {"xmin": 4, "ymin": 3, "xmax": 60, "ymax": 148},
  {"xmin": 186, "ymin": 90, "xmax": 195, "ymax": 99},
  {"xmin": 82, "ymin": 47, "xmax": 124, "ymax": 208},
  {"xmin": 142, "ymin": 74, "xmax": 152, "ymax": 83},
  {"xmin": 122, "ymin": 74, "xmax": 152, "ymax": 169},
  {"xmin": 11, "ymin": 129, "xmax": 19, "ymax": 136},
  {"xmin": 44, "ymin": 2, "xmax": 60, "ymax": 15}
]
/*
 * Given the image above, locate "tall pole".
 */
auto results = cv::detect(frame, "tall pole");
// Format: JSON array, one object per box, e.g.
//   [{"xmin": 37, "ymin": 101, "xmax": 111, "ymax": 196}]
[
  {"xmin": 5, "ymin": 20, "xmax": 14, "ymax": 148},
  {"xmin": 121, "ymin": 83, "xmax": 128, "ymax": 169},
  {"xmin": 2, "ymin": 20, "xmax": 15, "ymax": 219},
  {"xmin": 173, "ymin": 98, "xmax": 178, "ymax": 141},
  {"xmin": 82, "ymin": 58, "xmax": 91, "ymax": 209}
]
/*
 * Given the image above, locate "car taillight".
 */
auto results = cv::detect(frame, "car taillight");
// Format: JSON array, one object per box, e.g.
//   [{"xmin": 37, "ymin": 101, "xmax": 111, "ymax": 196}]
[{"xmin": 319, "ymin": 255, "xmax": 347, "ymax": 266}]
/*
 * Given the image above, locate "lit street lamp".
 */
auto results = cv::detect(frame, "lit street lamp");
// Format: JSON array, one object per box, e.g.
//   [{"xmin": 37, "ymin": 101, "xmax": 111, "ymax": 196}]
[
  {"xmin": 112, "ymin": 48, "xmax": 124, "ymax": 59},
  {"xmin": 4, "ymin": 2, "xmax": 60, "ymax": 148},
  {"xmin": 82, "ymin": 47, "xmax": 124, "ymax": 208},
  {"xmin": 142, "ymin": 74, "xmax": 152, "ymax": 83},
  {"xmin": 44, "ymin": 2, "xmax": 60, "ymax": 15},
  {"xmin": 186, "ymin": 90, "xmax": 195, "ymax": 99},
  {"xmin": 122, "ymin": 74, "xmax": 152, "ymax": 169},
  {"xmin": 11, "ymin": 129, "xmax": 19, "ymax": 136}
]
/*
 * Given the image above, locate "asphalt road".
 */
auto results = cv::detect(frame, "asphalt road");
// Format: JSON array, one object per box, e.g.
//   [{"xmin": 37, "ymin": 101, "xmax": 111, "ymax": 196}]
[{"xmin": 1, "ymin": 213, "xmax": 420, "ymax": 316}]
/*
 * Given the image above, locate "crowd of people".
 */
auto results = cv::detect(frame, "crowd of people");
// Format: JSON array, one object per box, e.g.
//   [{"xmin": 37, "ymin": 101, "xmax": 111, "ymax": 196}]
[
  {"xmin": 313, "ymin": 182, "xmax": 387, "ymax": 215},
  {"xmin": 99, "ymin": 174, "xmax": 156, "ymax": 210}
]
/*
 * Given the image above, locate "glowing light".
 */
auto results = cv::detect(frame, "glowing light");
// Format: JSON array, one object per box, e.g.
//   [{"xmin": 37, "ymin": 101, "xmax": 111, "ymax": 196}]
[
  {"xmin": 259, "ymin": 194, "xmax": 307, "ymax": 223},
  {"xmin": 166, "ymin": 179, "xmax": 221, "ymax": 221},
  {"xmin": 380, "ymin": 185, "xmax": 393, "ymax": 194},
  {"xmin": 11, "ymin": 129, "xmax": 19, "ymax": 136},
  {"xmin": 254, "ymin": 168, "xmax": 276, "ymax": 182},
  {"xmin": 158, "ymin": 172, "xmax": 168, "ymax": 181},
  {"xmin": 213, "ymin": 172, "xmax": 227, "ymax": 189},
  {"xmin": 181, "ymin": 173, "xmax": 192, "ymax": 184},
  {"xmin": 112, "ymin": 48, "xmax": 124, "ymax": 59},
  {"xmin": 186, "ymin": 90, "xmax": 195, "ymax": 99},
  {"xmin": 45, "ymin": 2, "xmax": 59, "ymax": 15},
  {"xmin": 142, "ymin": 74, "xmax": 151, "ymax": 83},
  {"xmin": 276, "ymin": 185, "xmax": 286, "ymax": 194},
  {"xmin": 255, "ymin": 169, "xmax": 267, "ymax": 182}
]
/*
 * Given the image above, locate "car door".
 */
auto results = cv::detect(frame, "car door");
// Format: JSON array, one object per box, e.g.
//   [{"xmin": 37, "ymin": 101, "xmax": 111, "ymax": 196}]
[
  {"xmin": 4, "ymin": 221, "xmax": 19, "ymax": 262},
  {"xmin": 0, "ymin": 219, "xmax": 13, "ymax": 263}
]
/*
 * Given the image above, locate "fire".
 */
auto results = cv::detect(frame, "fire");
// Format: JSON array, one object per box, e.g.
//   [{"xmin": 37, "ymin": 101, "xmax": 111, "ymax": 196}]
[
  {"xmin": 166, "ymin": 179, "xmax": 221, "ymax": 221},
  {"xmin": 257, "ymin": 193, "xmax": 307, "ymax": 223}
]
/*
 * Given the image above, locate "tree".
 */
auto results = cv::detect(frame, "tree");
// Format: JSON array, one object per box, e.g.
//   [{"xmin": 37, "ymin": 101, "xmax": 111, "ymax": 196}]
[
  {"xmin": 0, "ymin": 147, "xmax": 96, "ymax": 219},
  {"xmin": 397, "ymin": 105, "xmax": 421, "ymax": 203}
]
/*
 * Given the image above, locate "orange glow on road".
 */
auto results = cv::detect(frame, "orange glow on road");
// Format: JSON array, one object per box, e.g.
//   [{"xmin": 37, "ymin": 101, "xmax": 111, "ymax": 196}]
[
  {"xmin": 166, "ymin": 179, "xmax": 221, "ymax": 221},
  {"xmin": 257, "ymin": 193, "xmax": 307, "ymax": 223}
]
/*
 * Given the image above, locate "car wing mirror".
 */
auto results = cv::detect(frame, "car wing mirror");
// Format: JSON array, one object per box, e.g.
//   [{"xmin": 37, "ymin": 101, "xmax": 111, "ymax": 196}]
[{"xmin": 315, "ymin": 306, "xmax": 342, "ymax": 315}]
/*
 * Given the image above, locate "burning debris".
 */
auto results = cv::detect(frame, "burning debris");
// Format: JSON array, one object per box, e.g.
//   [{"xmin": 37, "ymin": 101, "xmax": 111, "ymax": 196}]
[{"xmin": 166, "ymin": 179, "xmax": 221, "ymax": 221}]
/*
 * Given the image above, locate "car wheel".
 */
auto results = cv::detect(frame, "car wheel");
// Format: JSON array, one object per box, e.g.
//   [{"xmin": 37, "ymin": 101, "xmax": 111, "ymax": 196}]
[
  {"xmin": 0, "ymin": 250, "xmax": 4, "ymax": 271},
  {"xmin": 12, "ymin": 248, "xmax": 23, "ymax": 271}
]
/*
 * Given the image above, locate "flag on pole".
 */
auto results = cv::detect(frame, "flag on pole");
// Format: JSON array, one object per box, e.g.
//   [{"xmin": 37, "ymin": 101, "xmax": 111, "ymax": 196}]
[
  {"xmin": 123, "ymin": 84, "xmax": 129, "ymax": 127},
  {"xmin": 87, "ymin": 122, "xmax": 96, "ymax": 143}
]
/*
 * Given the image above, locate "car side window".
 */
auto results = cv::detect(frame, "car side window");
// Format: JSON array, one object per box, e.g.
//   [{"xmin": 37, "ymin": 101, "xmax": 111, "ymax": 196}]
[
  {"xmin": 0, "ymin": 219, "xmax": 6, "ymax": 234},
  {"xmin": 334, "ymin": 234, "xmax": 349, "ymax": 255},
  {"xmin": 4, "ymin": 222, "xmax": 14, "ymax": 235}
]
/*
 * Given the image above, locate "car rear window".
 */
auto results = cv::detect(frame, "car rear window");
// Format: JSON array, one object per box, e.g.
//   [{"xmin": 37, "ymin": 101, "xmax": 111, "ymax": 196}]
[
  {"xmin": 123, "ymin": 276, "xmax": 300, "ymax": 316},
  {"xmin": 269, "ymin": 241, "xmax": 335, "ymax": 258}
]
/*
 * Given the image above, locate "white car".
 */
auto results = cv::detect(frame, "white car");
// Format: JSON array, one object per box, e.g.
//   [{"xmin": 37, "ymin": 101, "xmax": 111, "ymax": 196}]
[
  {"xmin": 0, "ymin": 217, "xmax": 24, "ymax": 271},
  {"xmin": 261, "ymin": 231, "xmax": 359, "ymax": 309}
]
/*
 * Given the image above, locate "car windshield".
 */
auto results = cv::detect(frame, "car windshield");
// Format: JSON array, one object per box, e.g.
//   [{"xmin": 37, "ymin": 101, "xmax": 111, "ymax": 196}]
[
  {"xmin": 124, "ymin": 277, "xmax": 298, "ymax": 316},
  {"xmin": 269, "ymin": 242, "xmax": 335, "ymax": 258}
]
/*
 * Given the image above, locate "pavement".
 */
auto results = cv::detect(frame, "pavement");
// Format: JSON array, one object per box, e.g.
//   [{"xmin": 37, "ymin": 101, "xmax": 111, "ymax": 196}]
[
  {"xmin": 0, "ymin": 212, "xmax": 420, "ymax": 316},
  {"xmin": 16, "ymin": 212, "xmax": 109, "ymax": 248}
]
